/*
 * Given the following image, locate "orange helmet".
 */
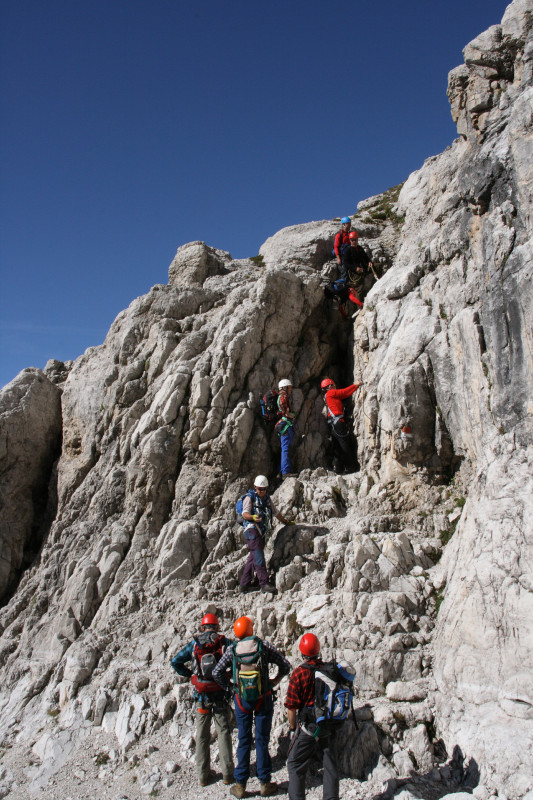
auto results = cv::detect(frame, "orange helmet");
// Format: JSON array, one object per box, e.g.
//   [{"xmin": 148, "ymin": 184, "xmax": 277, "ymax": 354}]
[
  {"xmin": 321, "ymin": 378, "xmax": 335, "ymax": 390},
  {"xmin": 201, "ymin": 613, "xmax": 219, "ymax": 627},
  {"xmin": 233, "ymin": 616, "xmax": 253, "ymax": 639},
  {"xmin": 348, "ymin": 231, "xmax": 359, "ymax": 241},
  {"xmin": 299, "ymin": 633, "xmax": 320, "ymax": 656}
]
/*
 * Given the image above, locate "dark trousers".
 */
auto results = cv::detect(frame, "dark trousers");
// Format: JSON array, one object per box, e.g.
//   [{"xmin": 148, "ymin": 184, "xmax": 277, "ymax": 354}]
[
  {"xmin": 287, "ymin": 726, "xmax": 339, "ymax": 800},
  {"xmin": 330, "ymin": 419, "xmax": 357, "ymax": 472}
]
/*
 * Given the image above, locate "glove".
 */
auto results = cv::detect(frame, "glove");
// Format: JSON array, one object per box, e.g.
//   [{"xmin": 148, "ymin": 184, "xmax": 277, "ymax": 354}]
[{"xmin": 252, "ymin": 514, "xmax": 261, "ymax": 522}]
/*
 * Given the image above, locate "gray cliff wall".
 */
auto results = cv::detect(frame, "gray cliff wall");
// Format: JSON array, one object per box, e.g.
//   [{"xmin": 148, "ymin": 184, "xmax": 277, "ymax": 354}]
[{"xmin": 0, "ymin": 1, "xmax": 531, "ymax": 798}]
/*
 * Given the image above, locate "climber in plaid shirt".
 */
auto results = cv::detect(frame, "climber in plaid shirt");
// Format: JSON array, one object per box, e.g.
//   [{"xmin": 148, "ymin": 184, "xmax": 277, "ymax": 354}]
[{"xmin": 284, "ymin": 633, "xmax": 341, "ymax": 800}]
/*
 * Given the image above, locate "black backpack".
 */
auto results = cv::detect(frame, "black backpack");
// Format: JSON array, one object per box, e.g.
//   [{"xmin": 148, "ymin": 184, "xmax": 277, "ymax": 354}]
[{"xmin": 259, "ymin": 388, "xmax": 280, "ymax": 423}]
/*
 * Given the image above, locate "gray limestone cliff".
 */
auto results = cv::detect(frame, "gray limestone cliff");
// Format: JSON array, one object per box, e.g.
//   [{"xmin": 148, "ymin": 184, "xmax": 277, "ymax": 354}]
[{"xmin": 0, "ymin": 2, "xmax": 531, "ymax": 798}]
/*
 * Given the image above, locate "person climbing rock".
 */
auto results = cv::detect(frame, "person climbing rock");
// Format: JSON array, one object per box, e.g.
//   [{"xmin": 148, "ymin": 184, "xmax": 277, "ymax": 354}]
[
  {"xmin": 341, "ymin": 230, "xmax": 375, "ymax": 307},
  {"xmin": 170, "ymin": 613, "xmax": 234, "ymax": 787},
  {"xmin": 285, "ymin": 634, "xmax": 350, "ymax": 800},
  {"xmin": 333, "ymin": 217, "xmax": 352, "ymax": 266},
  {"xmin": 275, "ymin": 378, "xmax": 296, "ymax": 478},
  {"xmin": 212, "ymin": 616, "xmax": 291, "ymax": 799},
  {"xmin": 321, "ymin": 378, "xmax": 361, "ymax": 473},
  {"xmin": 239, "ymin": 475, "xmax": 292, "ymax": 594}
]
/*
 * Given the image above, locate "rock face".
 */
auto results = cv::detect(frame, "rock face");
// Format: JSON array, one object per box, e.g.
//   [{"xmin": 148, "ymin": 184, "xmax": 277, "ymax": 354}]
[
  {"xmin": 0, "ymin": 2, "xmax": 531, "ymax": 799},
  {"xmin": 0, "ymin": 369, "xmax": 62, "ymax": 601}
]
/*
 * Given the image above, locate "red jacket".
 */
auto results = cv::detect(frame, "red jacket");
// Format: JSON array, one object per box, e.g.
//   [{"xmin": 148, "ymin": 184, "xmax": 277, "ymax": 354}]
[
  {"xmin": 324, "ymin": 385, "xmax": 359, "ymax": 418},
  {"xmin": 334, "ymin": 230, "xmax": 350, "ymax": 259}
]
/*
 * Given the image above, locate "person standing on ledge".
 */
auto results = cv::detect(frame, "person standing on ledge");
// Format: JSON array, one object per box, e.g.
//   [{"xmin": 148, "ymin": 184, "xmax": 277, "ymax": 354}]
[
  {"xmin": 333, "ymin": 216, "xmax": 352, "ymax": 267},
  {"xmin": 276, "ymin": 378, "xmax": 296, "ymax": 478},
  {"xmin": 320, "ymin": 378, "xmax": 361, "ymax": 473},
  {"xmin": 239, "ymin": 475, "xmax": 292, "ymax": 595}
]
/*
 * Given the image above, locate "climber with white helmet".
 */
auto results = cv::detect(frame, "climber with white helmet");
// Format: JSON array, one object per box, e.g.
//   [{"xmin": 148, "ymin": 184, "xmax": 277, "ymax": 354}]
[
  {"xmin": 170, "ymin": 613, "xmax": 234, "ymax": 787},
  {"xmin": 275, "ymin": 378, "xmax": 297, "ymax": 478},
  {"xmin": 321, "ymin": 378, "xmax": 361, "ymax": 473},
  {"xmin": 238, "ymin": 475, "xmax": 291, "ymax": 594}
]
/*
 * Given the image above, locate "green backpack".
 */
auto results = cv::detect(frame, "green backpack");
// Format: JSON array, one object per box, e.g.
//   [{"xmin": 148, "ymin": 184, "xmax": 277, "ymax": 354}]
[{"xmin": 232, "ymin": 636, "xmax": 268, "ymax": 704}]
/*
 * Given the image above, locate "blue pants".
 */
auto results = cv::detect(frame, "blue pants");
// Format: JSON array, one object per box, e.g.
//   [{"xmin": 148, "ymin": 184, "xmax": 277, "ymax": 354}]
[
  {"xmin": 280, "ymin": 426, "xmax": 294, "ymax": 475},
  {"xmin": 233, "ymin": 692, "xmax": 274, "ymax": 785}
]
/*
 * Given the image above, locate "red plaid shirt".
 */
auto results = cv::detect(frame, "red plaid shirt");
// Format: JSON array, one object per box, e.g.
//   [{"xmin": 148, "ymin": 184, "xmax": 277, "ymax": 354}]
[{"xmin": 284, "ymin": 658, "xmax": 322, "ymax": 710}]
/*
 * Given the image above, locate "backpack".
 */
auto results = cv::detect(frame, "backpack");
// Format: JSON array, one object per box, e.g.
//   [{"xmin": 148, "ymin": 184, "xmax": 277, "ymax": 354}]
[
  {"xmin": 260, "ymin": 389, "xmax": 280, "ymax": 423},
  {"xmin": 301, "ymin": 661, "xmax": 355, "ymax": 729},
  {"xmin": 236, "ymin": 490, "xmax": 272, "ymax": 532},
  {"xmin": 324, "ymin": 279, "xmax": 349, "ymax": 304},
  {"xmin": 192, "ymin": 631, "xmax": 225, "ymax": 693},
  {"xmin": 232, "ymin": 636, "xmax": 269, "ymax": 704},
  {"xmin": 236, "ymin": 489, "xmax": 257, "ymax": 526}
]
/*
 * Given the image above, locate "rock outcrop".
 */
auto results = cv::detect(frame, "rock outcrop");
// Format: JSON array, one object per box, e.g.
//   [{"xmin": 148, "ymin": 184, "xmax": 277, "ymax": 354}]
[
  {"xmin": 0, "ymin": 369, "xmax": 62, "ymax": 601},
  {"xmin": 0, "ymin": 2, "xmax": 531, "ymax": 799}
]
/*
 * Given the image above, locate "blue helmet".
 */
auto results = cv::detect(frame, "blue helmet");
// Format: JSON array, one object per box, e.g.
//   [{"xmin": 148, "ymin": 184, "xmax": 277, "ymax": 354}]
[{"xmin": 341, "ymin": 216, "xmax": 351, "ymax": 224}]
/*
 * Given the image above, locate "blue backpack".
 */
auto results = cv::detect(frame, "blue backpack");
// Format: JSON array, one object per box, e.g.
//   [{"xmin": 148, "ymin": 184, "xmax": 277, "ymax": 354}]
[{"xmin": 301, "ymin": 662, "xmax": 355, "ymax": 731}]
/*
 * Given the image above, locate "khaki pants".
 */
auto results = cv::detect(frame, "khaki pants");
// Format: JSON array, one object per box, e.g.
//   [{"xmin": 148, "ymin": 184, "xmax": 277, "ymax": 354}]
[{"xmin": 196, "ymin": 702, "xmax": 234, "ymax": 783}]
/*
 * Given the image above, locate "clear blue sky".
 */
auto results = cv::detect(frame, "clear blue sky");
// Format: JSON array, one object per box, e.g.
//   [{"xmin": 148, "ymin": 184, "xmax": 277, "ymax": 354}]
[{"xmin": 1, "ymin": 0, "xmax": 509, "ymax": 389}]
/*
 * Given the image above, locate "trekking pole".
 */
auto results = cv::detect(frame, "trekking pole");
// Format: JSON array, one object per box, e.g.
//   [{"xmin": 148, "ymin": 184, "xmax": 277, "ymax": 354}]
[
  {"xmin": 369, "ymin": 262, "xmax": 379, "ymax": 281},
  {"xmin": 287, "ymin": 724, "xmax": 300, "ymax": 756}
]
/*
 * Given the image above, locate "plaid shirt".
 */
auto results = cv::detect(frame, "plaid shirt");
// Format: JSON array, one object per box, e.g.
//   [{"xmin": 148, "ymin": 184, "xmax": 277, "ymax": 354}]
[
  {"xmin": 284, "ymin": 658, "xmax": 322, "ymax": 710},
  {"xmin": 212, "ymin": 638, "xmax": 290, "ymax": 691}
]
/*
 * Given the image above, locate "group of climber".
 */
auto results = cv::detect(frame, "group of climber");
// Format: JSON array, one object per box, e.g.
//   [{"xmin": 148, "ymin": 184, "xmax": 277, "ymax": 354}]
[
  {"xmin": 171, "ymin": 613, "xmax": 354, "ymax": 800},
  {"xmin": 245, "ymin": 373, "xmax": 361, "ymax": 593},
  {"xmin": 238, "ymin": 217, "xmax": 368, "ymax": 594},
  {"xmin": 326, "ymin": 216, "xmax": 377, "ymax": 318}
]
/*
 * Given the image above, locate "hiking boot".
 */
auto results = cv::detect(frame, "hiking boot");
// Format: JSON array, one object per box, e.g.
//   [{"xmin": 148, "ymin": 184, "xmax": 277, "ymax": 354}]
[
  {"xmin": 239, "ymin": 583, "xmax": 258, "ymax": 593},
  {"xmin": 230, "ymin": 783, "xmax": 246, "ymax": 799},
  {"xmin": 260, "ymin": 781, "xmax": 278, "ymax": 796},
  {"xmin": 223, "ymin": 775, "xmax": 234, "ymax": 785},
  {"xmin": 199, "ymin": 772, "xmax": 215, "ymax": 786},
  {"xmin": 282, "ymin": 472, "xmax": 297, "ymax": 478},
  {"xmin": 260, "ymin": 583, "xmax": 277, "ymax": 594}
]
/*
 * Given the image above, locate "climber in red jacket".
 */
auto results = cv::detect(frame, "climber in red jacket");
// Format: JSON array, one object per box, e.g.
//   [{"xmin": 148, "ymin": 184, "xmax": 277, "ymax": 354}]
[{"xmin": 321, "ymin": 378, "xmax": 361, "ymax": 473}]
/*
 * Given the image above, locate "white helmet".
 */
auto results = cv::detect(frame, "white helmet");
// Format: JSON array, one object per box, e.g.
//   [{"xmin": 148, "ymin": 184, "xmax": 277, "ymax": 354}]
[
  {"xmin": 278, "ymin": 379, "xmax": 292, "ymax": 390},
  {"xmin": 254, "ymin": 475, "xmax": 269, "ymax": 488}
]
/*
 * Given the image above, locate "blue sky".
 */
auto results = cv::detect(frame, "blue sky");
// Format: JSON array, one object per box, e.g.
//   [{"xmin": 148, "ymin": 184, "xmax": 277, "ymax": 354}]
[{"xmin": 1, "ymin": 0, "xmax": 509, "ymax": 389}]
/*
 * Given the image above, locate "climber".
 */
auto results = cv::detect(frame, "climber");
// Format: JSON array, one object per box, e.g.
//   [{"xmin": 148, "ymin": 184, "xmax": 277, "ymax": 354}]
[
  {"xmin": 239, "ymin": 475, "xmax": 292, "ymax": 594},
  {"xmin": 170, "ymin": 613, "xmax": 234, "ymax": 787},
  {"xmin": 333, "ymin": 217, "xmax": 352, "ymax": 266},
  {"xmin": 285, "ymin": 633, "xmax": 343, "ymax": 800},
  {"xmin": 321, "ymin": 378, "xmax": 361, "ymax": 473},
  {"xmin": 212, "ymin": 616, "xmax": 291, "ymax": 799},
  {"xmin": 276, "ymin": 378, "xmax": 296, "ymax": 478},
  {"xmin": 341, "ymin": 230, "xmax": 376, "ymax": 307}
]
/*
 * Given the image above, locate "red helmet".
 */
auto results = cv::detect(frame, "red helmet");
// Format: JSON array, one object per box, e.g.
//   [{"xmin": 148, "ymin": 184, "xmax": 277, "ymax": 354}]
[
  {"xmin": 321, "ymin": 378, "xmax": 335, "ymax": 390},
  {"xmin": 299, "ymin": 633, "xmax": 320, "ymax": 657},
  {"xmin": 201, "ymin": 613, "xmax": 219, "ymax": 627},
  {"xmin": 234, "ymin": 616, "xmax": 253, "ymax": 639},
  {"xmin": 348, "ymin": 231, "xmax": 359, "ymax": 241}
]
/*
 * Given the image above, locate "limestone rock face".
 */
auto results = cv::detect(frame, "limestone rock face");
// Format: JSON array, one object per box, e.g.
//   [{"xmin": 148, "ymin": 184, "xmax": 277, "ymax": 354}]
[
  {"xmin": 0, "ymin": 2, "xmax": 532, "ymax": 798},
  {"xmin": 0, "ymin": 369, "xmax": 62, "ymax": 600}
]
